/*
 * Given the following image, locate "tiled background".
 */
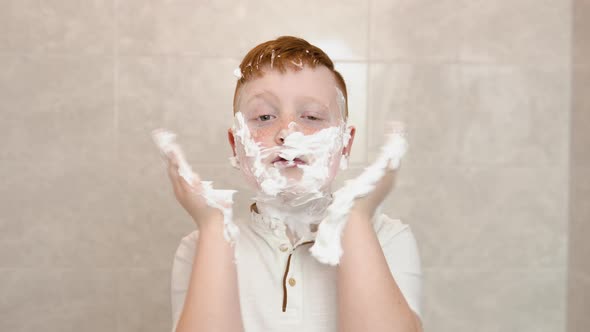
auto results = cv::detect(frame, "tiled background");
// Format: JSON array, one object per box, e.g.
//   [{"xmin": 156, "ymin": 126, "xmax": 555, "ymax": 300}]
[{"xmin": 0, "ymin": 1, "xmax": 586, "ymax": 331}]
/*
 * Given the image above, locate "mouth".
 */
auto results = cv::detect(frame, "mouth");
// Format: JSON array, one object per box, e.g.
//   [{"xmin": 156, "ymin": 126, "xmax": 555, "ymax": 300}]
[{"xmin": 272, "ymin": 156, "xmax": 307, "ymax": 168}]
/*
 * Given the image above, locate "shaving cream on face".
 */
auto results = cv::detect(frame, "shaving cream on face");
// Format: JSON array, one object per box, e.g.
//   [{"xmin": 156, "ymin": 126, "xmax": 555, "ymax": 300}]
[
  {"xmin": 230, "ymin": 67, "xmax": 351, "ymax": 242},
  {"xmin": 309, "ymin": 125, "xmax": 408, "ymax": 265},
  {"xmin": 231, "ymin": 111, "xmax": 350, "ymax": 239},
  {"xmin": 152, "ymin": 129, "xmax": 239, "ymax": 243}
]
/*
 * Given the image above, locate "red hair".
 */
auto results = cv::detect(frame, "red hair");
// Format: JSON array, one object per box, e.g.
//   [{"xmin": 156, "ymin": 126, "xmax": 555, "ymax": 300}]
[{"xmin": 233, "ymin": 36, "xmax": 348, "ymax": 118}]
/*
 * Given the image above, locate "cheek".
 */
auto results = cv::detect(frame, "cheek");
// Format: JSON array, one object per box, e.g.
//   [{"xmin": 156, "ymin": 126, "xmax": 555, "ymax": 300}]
[
  {"xmin": 230, "ymin": 145, "xmax": 265, "ymax": 192},
  {"xmin": 247, "ymin": 126, "xmax": 282, "ymax": 148},
  {"xmin": 234, "ymin": 143, "xmax": 262, "ymax": 190},
  {"xmin": 324, "ymin": 149, "xmax": 343, "ymax": 184}
]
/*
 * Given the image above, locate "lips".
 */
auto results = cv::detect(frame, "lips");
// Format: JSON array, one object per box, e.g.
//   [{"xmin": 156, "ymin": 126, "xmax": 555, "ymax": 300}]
[{"xmin": 272, "ymin": 156, "xmax": 306, "ymax": 168}]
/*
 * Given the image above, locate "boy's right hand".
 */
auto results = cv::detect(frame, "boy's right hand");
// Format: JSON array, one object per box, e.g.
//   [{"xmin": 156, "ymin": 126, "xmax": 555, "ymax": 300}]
[{"xmin": 165, "ymin": 152, "xmax": 224, "ymax": 230}]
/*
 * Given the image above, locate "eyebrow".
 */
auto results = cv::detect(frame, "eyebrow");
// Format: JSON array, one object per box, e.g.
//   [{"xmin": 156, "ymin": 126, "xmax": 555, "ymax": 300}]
[
  {"xmin": 243, "ymin": 91, "xmax": 331, "ymax": 111},
  {"xmin": 296, "ymin": 96, "xmax": 330, "ymax": 110},
  {"xmin": 244, "ymin": 91, "xmax": 279, "ymax": 106}
]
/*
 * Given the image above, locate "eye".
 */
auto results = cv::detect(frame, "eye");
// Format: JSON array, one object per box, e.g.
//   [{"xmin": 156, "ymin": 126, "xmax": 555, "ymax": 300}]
[
  {"xmin": 258, "ymin": 114, "xmax": 274, "ymax": 121},
  {"xmin": 303, "ymin": 115, "xmax": 322, "ymax": 121}
]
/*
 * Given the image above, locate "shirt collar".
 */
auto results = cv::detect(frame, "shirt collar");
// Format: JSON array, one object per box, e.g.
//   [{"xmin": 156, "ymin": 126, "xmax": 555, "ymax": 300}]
[{"xmin": 248, "ymin": 204, "xmax": 318, "ymax": 244}]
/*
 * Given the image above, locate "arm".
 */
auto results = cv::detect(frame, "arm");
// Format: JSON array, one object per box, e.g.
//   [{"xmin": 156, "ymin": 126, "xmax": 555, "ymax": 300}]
[
  {"xmin": 337, "ymin": 211, "xmax": 422, "ymax": 332},
  {"xmin": 174, "ymin": 221, "xmax": 244, "ymax": 332},
  {"xmin": 337, "ymin": 171, "xmax": 422, "ymax": 332},
  {"xmin": 158, "ymin": 137, "xmax": 244, "ymax": 332}
]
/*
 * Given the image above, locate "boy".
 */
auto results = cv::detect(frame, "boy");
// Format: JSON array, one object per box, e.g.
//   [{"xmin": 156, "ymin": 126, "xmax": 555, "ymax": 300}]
[{"xmin": 163, "ymin": 36, "xmax": 422, "ymax": 332}]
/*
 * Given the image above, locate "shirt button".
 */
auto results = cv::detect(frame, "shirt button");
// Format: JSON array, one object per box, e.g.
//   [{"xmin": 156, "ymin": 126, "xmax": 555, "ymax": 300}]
[
  {"xmin": 279, "ymin": 244, "xmax": 290, "ymax": 252},
  {"xmin": 288, "ymin": 277, "xmax": 296, "ymax": 287}
]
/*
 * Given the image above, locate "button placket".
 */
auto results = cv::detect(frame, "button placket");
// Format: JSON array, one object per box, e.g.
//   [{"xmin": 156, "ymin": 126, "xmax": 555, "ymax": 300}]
[
  {"xmin": 279, "ymin": 243, "xmax": 290, "ymax": 252},
  {"xmin": 281, "ymin": 241, "xmax": 313, "ymax": 313},
  {"xmin": 285, "ymin": 251, "xmax": 302, "ymax": 314}
]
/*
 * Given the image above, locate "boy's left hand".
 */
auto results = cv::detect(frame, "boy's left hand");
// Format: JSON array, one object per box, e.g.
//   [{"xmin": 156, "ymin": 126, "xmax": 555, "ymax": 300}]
[
  {"xmin": 310, "ymin": 123, "xmax": 407, "ymax": 265},
  {"xmin": 349, "ymin": 167, "xmax": 398, "ymax": 220},
  {"xmin": 337, "ymin": 121, "xmax": 406, "ymax": 221}
]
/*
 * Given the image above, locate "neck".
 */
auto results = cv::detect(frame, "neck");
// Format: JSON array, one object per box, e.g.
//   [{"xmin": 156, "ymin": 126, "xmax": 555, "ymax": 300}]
[{"xmin": 253, "ymin": 189, "xmax": 333, "ymax": 239}]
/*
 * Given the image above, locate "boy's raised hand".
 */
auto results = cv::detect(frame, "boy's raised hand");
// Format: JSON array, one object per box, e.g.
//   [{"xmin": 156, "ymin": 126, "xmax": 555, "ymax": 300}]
[
  {"xmin": 311, "ymin": 122, "xmax": 408, "ymax": 265},
  {"xmin": 348, "ymin": 165, "xmax": 398, "ymax": 219},
  {"xmin": 347, "ymin": 122, "xmax": 406, "ymax": 219},
  {"xmin": 165, "ymin": 151, "xmax": 223, "ymax": 227},
  {"xmin": 153, "ymin": 129, "xmax": 239, "ymax": 241}
]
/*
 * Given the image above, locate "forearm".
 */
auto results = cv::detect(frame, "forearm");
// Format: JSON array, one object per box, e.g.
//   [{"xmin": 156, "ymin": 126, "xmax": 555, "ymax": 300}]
[
  {"xmin": 175, "ymin": 220, "xmax": 244, "ymax": 332},
  {"xmin": 337, "ymin": 212, "xmax": 420, "ymax": 332}
]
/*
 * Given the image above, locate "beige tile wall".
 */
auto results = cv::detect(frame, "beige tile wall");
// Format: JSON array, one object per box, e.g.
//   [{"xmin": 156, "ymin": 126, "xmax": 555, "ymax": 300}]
[
  {"xmin": 567, "ymin": 0, "xmax": 590, "ymax": 331},
  {"xmin": 0, "ymin": 1, "xmax": 575, "ymax": 331}
]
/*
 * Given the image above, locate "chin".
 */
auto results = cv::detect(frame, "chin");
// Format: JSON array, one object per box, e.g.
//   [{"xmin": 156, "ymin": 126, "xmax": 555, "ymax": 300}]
[{"xmin": 279, "ymin": 166, "xmax": 305, "ymax": 179}]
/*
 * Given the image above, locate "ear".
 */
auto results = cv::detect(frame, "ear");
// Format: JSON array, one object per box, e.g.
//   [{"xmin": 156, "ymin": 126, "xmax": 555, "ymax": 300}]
[
  {"xmin": 228, "ymin": 128, "xmax": 237, "ymax": 157},
  {"xmin": 343, "ymin": 126, "xmax": 356, "ymax": 157}
]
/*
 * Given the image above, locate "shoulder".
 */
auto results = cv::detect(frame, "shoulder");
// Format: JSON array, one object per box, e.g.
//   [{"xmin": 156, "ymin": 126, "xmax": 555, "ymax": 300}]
[
  {"xmin": 179, "ymin": 230, "xmax": 199, "ymax": 250},
  {"xmin": 373, "ymin": 214, "xmax": 423, "ymax": 319},
  {"xmin": 172, "ymin": 230, "xmax": 199, "ymax": 266},
  {"xmin": 372, "ymin": 214, "xmax": 421, "ymax": 270},
  {"xmin": 372, "ymin": 213, "xmax": 411, "ymax": 243},
  {"xmin": 170, "ymin": 230, "xmax": 199, "ymax": 331}
]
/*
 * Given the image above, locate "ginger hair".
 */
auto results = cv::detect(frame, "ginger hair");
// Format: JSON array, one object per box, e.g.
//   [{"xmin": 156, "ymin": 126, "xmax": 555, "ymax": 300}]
[{"xmin": 233, "ymin": 36, "xmax": 348, "ymax": 119}]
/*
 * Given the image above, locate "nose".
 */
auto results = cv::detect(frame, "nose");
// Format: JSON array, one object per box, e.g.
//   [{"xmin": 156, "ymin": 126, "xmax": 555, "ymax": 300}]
[
  {"xmin": 274, "ymin": 127, "xmax": 287, "ymax": 145},
  {"xmin": 276, "ymin": 134, "xmax": 285, "ymax": 144},
  {"xmin": 274, "ymin": 121, "xmax": 298, "ymax": 145}
]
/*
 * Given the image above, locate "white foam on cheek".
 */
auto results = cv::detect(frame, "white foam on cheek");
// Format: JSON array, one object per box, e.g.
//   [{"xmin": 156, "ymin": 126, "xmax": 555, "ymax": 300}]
[
  {"xmin": 309, "ymin": 127, "xmax": 409, "ymax": 265},
  {"xmin": 152, "ymin": 129, "xmax": 240, "ymax": 243},
  {"xmin": 232, "ymin": 112, "xmax": 277, "ymax": 191},
  {"xmin": 339, "ymin": 127, "xmax": 352, "ymax": 170}
]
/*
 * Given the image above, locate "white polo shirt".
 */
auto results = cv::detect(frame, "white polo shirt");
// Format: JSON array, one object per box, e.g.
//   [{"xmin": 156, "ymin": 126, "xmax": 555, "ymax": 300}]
[{"xmin": 170, "ymin": 211, "xmax": 422, "ymax": 332}]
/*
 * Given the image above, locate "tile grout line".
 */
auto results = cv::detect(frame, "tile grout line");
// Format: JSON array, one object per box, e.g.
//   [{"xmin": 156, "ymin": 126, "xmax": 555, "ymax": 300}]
[
  {"xmin": 112, "ymin": 3, "xmax": 121, "ymax": 332},
  {"xmin": 113, "ymin": 0, "xmax": 120, "ymax": 157},
  {"xmin": 565, "ymin": 0, "xmax": 573, "ymax": 299},
  {"xmin": 365, "ymin": 0, "xmax": 372, "ymax": 164}
]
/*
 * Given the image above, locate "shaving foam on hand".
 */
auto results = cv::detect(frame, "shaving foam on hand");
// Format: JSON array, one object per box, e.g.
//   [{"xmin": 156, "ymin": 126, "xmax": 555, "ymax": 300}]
[
  {"xmin": 151, "ymin": 129, "xmax": 240, "ymax": 243},
  {"xmin": 151, "ymin": 129, "xmax": 196, "ymax": 185},
  {"xmin": 309, "ymin": 124, "xmax": 408, "ymax": 265}
]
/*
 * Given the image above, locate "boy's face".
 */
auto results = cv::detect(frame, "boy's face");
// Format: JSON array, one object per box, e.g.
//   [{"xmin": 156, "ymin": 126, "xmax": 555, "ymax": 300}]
[{"xmin": 229, "ymin": 65, "xmax": 355, "ymax": 194}]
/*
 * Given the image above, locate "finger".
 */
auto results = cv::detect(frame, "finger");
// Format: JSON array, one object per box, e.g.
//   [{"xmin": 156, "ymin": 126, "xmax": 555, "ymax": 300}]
[
  {"xmin": 382, "ymin": 168, "xmax": 397, "ymax": 185},
  {"xmin": 166, "ymin": 151, "xmax": 179, "ymax": 168},
  {"xmin": 167, "ymin": 157, "xmax": 191, "ymax": 192},
  {"xmin": 190, "ymin": 174, "xmax": 203, "ymax": 194},
  {"xmin": 167, "ymin": 172, "xmax": 183, "ymax": 200},
  {"xmin": 172, "ymin": 167, "xmax": 202, "ymax": 196},
  {"xmin": 368, "ymin": 168, "xmax": 396, "ymax": 199},
  {"xmin": 167, "ymin": 162, "xmax": 182, "ymax": 192}
]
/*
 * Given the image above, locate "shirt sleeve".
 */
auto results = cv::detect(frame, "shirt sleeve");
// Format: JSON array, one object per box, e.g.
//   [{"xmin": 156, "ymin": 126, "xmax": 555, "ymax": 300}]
[
  {"xmin": 373, "ymin": 214, "xmax": 423, "ymax": 320},
  {"xmin": 170, "ymin": 230, "xmax": 199, "ymax": 332}
]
